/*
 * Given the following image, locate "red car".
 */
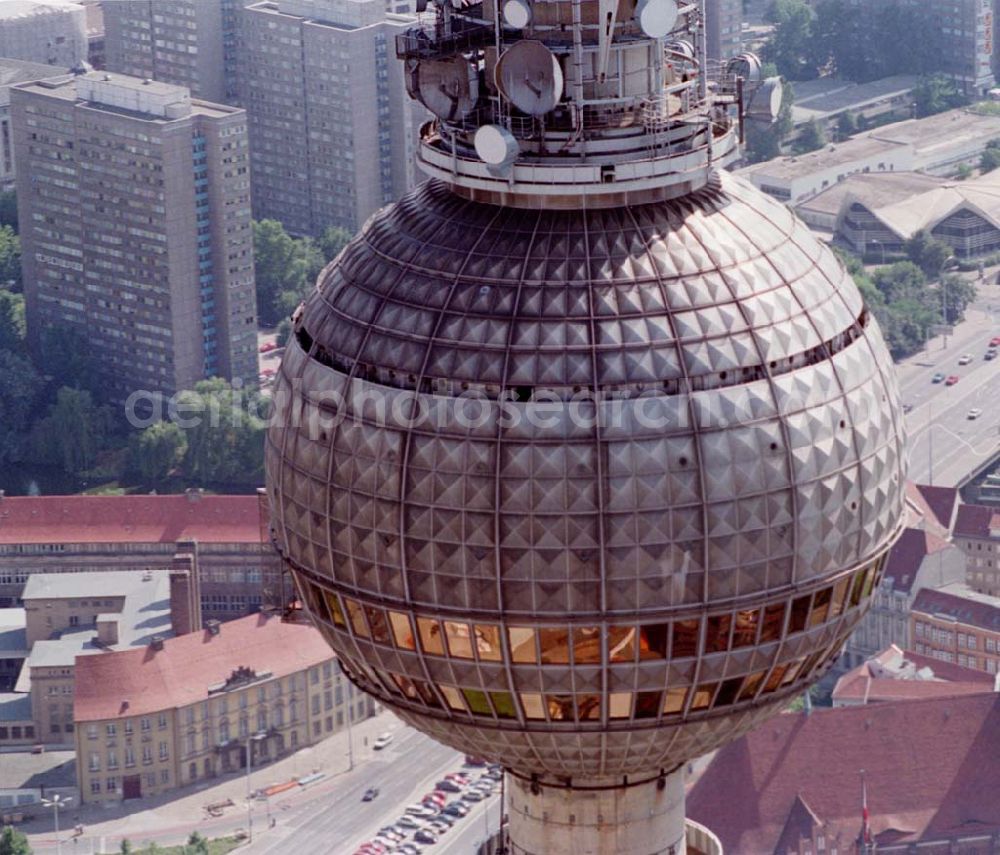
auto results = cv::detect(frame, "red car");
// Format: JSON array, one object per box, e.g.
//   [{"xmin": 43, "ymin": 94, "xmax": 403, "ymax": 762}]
[
  {"xmin": 990, "ymin": 336, "xmax": 1000, "ymax": 347},
  {"xmin": 259, "ymin": 341, "xmax": 278, "ymax": 354},
  {"xmin": 945, "ymin": 375, "xmax": 960, "ymax": 386}
]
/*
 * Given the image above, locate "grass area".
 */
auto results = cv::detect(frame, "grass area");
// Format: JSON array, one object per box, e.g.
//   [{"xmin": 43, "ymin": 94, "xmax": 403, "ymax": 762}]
[
  {"xmin": 970, "ymin": 100, "xmax": 1000, "ymax": 116},
  {"xmin": 129, "ymin": 836, "xmax": 243, "ymax": 854}
]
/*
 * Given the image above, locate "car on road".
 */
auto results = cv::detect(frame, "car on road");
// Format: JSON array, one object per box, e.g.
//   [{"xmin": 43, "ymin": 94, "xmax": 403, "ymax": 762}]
[
  {"xmin": 968, "ymin": 408, "xmax": 984, "ymax": 419},
  {"xmin": 443, "ymin": 801, "xmax": 469, "ymax": 817},
  {"xmin": 464, "ymin": 755, "xmax": 488, "ymax": 767},
  {"xmin": 444, "ymin": 772, "xmax": 471, "ymax": 784},
  {"xmin": 462, "ymin": 789, "xmax": 486, "ymax": 802},
  {"xmin": 373, "ymin": 732, "xmax": 394, "ymax": 750},
  {"xmin": 987, "ymin": 349, "xmax": 998, "ymax": 361},
  {"xmin": 945, "ymin": 375, "xmax": 960, "ymax": 385},
  {"xmin": 991, "ymin": 336, "xmax": 1000, "ymax": 347},
  {"xmin": 959, "ymin": 353, "xmax": 974, "ymax": 365},
  {"xmin": 405, "ymin": 804, "xmax": 438, "ymax": 817},
  {"xmin": 902, "ymin": 402, "xmax": 914, "ymax": 414},
  {"xmin": 393, "ymin": 846, "xmax": 420, "ymax": 855},
  {"xmin": 428, "ymin": 820, "xmax": 451, "ymax": 835},
  {"xmin": 932, "ymin": 372, "xmax": 946, "ymax": 383},
  {"xmin": 414, "ymin": 830, "xmax": 438, "ymax": 845},
  {"xmin": 362, "ymin": 787, "xmax": 380, "ymax": 801},
  {"xmin": 436, "ymin": 779, "xmax": 462, "ymax": 792},
  {"xmin": 259, "ymin": 341, "xmax": 278, "ymax": 354},
  {"xmin": 377, "ymin": 827, "xmax": 404, "ymax": 841}
]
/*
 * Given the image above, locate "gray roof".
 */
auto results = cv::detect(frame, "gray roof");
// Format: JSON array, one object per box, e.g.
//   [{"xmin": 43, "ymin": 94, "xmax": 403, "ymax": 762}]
[
  {"xmin": 791, "ymin": 75, "xmax": 918, "ymax": 125},
  {"xmin": 0, "ymin": 57, "xmax": 67, "ymax": 108},
  {"xmin": 795, "ymin": 171, "xmax": 947, "ymax": 218},
  {"xmin": 23, "ymin": 569, "xmax": 152, "ymax": 600},
  {"xmin": 0, "ymin": 692, "xmax": 32, "ymax": 722}
]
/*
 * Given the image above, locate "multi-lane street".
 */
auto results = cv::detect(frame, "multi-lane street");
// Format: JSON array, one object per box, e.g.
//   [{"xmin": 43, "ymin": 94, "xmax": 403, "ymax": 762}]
[{"xmin": 895, "ymin": 298, "xmax": 1000, "ymax": 486}]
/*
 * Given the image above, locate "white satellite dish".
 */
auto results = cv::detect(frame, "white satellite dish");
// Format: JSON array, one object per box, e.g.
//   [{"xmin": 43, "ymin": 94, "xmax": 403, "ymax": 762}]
[
  {"xmin": 727, "ymin": 52, "xmax": 763, "ymax": 84},
  {"xmin": 665, "ymin": 39, "xmax": 695, "ymax": 61},
  {"xmin": 474, "ymin": 124, "xmax": 519, "ymax": 166},
  {"xmin": 746, "ymin": 76, "xmax": 784, "ymax": 123},
  {"xmin": 635, "ymin": 0, "xmax": 678, "ymax": 39},
  {"xmin": 495, "ymin": 40, "xmax": 564, "ymax": 116},
  {"xmin": 406, "ymin": 57, "xmax": 479, "ymax": 121},
  {"xmin": 502, "ymin": 0, "xmax": 532, "ymax": 28}
]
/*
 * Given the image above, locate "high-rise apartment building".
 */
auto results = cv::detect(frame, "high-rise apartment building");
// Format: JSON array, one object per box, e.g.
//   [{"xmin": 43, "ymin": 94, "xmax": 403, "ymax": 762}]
[
  {"xmin": 11, "ymin": 71, "xmax": 258, "ymax": 401},
  {"xmin": 704, "ymin": 0, "xmax": 743, "ymax": 62},
  {"xmin": 1, "ymin": 58, "xmax": 67, "ymax": 192},
  {"xmin": 102, "ymin": 0, "xmax": 229, "ymax": 103},
  {"xmin": 235, "ymin": 0, "xmax": 416, "ymax": 236},
  {"xmin": 0, "ymin": 0, "xmax": 88, "ymax": 67}
]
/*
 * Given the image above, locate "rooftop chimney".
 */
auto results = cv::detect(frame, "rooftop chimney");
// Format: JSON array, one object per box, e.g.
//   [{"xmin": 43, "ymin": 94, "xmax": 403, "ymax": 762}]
[{"xmin": 170, "ymin": 552, "xmax": 201, "ymax": 636}]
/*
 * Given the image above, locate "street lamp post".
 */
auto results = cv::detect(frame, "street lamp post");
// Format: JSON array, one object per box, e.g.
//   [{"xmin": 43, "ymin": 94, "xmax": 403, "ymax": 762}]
[
  {"xmin": 245, "ymin": 731, "xmax": 267, "ymax": 843},
  {"xmin": 941, "ymin": 256, "xmax": 960, "ymax": 348},
  {"xmin": 346, "ymin": 684, "xmax": 354, "ymax": 772},
  {"xmin": 41, "ymin": 793, "xmax": 71, "ymax": 855}
]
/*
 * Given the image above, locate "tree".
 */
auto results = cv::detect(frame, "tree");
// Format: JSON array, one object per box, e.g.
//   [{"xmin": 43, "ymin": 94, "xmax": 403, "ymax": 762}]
[
  {"xmin": 793, "ymin": 118, "xmax": 827, "ymax": 154},
  {"xmin": 763, "ymin": 0, "xmax": 817, "ymax": 81},
  {"xmin": 35, "ymin": 324, "xmax": 101, "ymax": 397},
  {"xmin": 0, "ymin": 190, "xmax": 16, "ymax": 233},
  {"xmin": 186, "ymin": 831, "xmax": 210, "ymax": 855},
  {"xmin": 905, "ymin": 230, "xmax": 953, "ymax": 277},
  {"xmin": 0, "ymin": 225, "xmax": 20, "ymax": 289},
  {"xmin": 0, "ymin": 350, "xmax": 40, "ymax": 465},
  {"xmin": 119, "ymin": 840, "xmax": 133, "ymax": 855},
  {"xmin": 276, "ymin": 316, "xmax": 293, "ymax": 348},
  {"xmin": 252, "ymin": 220, "xmax": 325, "ymax": 326},
  {"xmin": 913, "ymin": 73, "xmax": 966, "ymax": 118},
  {"xmin": 0, "ymin": 290, "xmax": 25, "ymax": 352},
  {"xmin": 318, "ymin": 225, "xmax": 352, "ymax": 263},
  {"xmin": 980, "ymin": 139, "xmax": 1000, "ymax": 173},
  {"xmin": 126, "ymin": 420, "xmax": 188, "ymax": 483},
  {"xmin": 30, "ymin": 386, "xmax": 112, "ymax": 474},
  {"xmin": 835, "ymin": 110, "xmax": 858, "ymax": 139},
  {"xmin": 0, "ymin": 826, "xmax": 31, "ymax": 855},
  {"xmin": 937, "ymin": 273, "xmax": 977, "ymax": 324},
  {"xmin": 955, "ymin": 162, "xmax": 974, "ymax": 180}
]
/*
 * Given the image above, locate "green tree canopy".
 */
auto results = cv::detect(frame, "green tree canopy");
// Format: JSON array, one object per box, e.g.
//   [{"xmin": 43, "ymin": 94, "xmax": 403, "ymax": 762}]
[
  {"xmin": 252, "ymin": 220, "xmax": 325, "ymax": 326},
  {"xmin": 0, "ymin": 349, "xmax": 41, "ymax": 465},
  {"xmin": 835, "ymin": 110, "xmax": 858, "ymax": 139},
  {"xmin": 981, "ymin": 139, "xmax": 1000, "ymax": 173},
  {"xmin": 763, "ymin": 0, "xmax": 817, "ymax": 80},
  {"xmin": 0, "ymin": 225, "xmax": 20, "ymax": 289},
  {"xmin": 913, "ymin": 73, "xmax": 967, "ymax": 118},
  {"xmin": 185, "ymin": 831, "xmax": 210, "ymax": 855},
  {"xmin": 937, "ymin": 273, "xmax": 978, "ymax": 324},
  {"xmin": 126, "ymin": 420, "xmax": 188, "ymax": 483},
  {"xmin": 0, "ymin": 826, "xmax": 31, "ymax": 855},
  {"xmin": 904, "ymin": 229, "xmax": 953, "ymax": 277},
  {"xmin": 0, "ymin": 289, "xmax": 25, "ymax": 353},
  {"xmin": 0, "ymin": 190, "xmax": 17, "ymax": 233},
  {"xmin": 318, "ymin": 225, "xmax": 353, "ymax": 263},
  {"xmin": 793, "ymin": 118, "xmax": 826, "ymax": 154},
  {"xmin": 275, "ymin": 317, "xmax": 293, "ymax": 348},
  {"xmin": 36, "ymin": 324, "xmax": 99, "ymax": 397},
  {"xmin": 30, "ymin": 386, "xmax": 113, "ymax": 474}
]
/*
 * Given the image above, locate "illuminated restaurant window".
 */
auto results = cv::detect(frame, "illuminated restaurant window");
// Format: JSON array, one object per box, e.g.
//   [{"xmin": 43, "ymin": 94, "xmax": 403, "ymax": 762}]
[
  {"xmin": 759, "ymin": 602, "xmax": 785, "ymax": 643},
  {"xmin": 608, "ymin": 626, "xmax": 638, "ymax": 662},
  {"xmin": 392, "ymin": 674, "xmax": 420, "ymax": 700},
  {"xmin": 609, "ymin": 693, "xmax": 631, "ymax": 719},
  {"xmin": 829, "ymin": 576, "xmax": 851, "ymax": 618},
  {"xmin": 474, "ymin": 625, "xmax": 503, "ymax": 661},
  {"xmin": 732, "ymin": 609, "xmax": 759, "ymax": 648},
  {"xmin": 705, "ymin": 614, "xmax": 732, "ymax": 653},
  {"xmin": 546, "ymin": 695, "xmax": 574, "ymax": 721},
  {"xmin": 417, "ymin": 617, "xmax": 445, "ymax": 656},
  {"xmin": 635, "ymin": 691, "xmax": 662, "ymax": 720},
  {"xmin": 365, "ymin": 606, "xmax": 391, "ymax": 644},
  {"xmin": 388, "ymin": 611, "xmax": 416, "ymax": 650},
  {"xmin": 412, "ymin": 678, "xmax": 442, "ymax": 708},
  {"xmin": 663, "ymin": 687, "xmax": 687, "ymax": 716},
  {"xmin": 672, "ymin": 619, "xmax": 699, "ymax": 658},
  {"xmin": 508, "ymin": 627, "xmax": 538, "ymax": 663},
  {"xmin": 638, "ymin": 623, "xmax": 669, "ymax": 659},
  {"xmin": 849, "ymin": 568, "xmax": 867, "ymax": 608},
  {"xmin": 690, "ymin": 683, "xmax": 716, "ymax": 711},
  {"xmin": 438, "ymin": 684, "xmax": 466, "ymax": 712},
  {"xmin": 444, "ymin": 621, "xmax": 475, "ymax": 658},
  {"xmin": 343, "ymin": 598, "xmax": 369, "ymax": 638},
  {"xmin": 462, "ymin": 689, "xmax": 492, "ymax": 716},
  {"xmin": 539, "ymin": 628, "xmax": 572, "ymax": 664},
  {"xmin": 520, "ymin": 693, "xmax": 546, "ymax": 719},
  {"xmin": 808, "ymin": 587, "xmax": 832, "ymax": 629},
  {"xmin": 490, "ymin": 692, "xmax": 517, "ymax": 719},
  {"xmin": 324, "ymin": 591, "xmax": 346, "ymax": 628},
  {"xmin": 576, "ymin": 695, "xmax": 601, "ymax": 721},
  {"xmin": 762, "ymin": 663, "xmax": 787, "ymax": 693},
  {"xmin": 572, "ymin": 626, "xmax": 602, "ymax": 664},
  {"xmin": 738, "ymin": 670, "xmax": 767, "ymax": 702}
]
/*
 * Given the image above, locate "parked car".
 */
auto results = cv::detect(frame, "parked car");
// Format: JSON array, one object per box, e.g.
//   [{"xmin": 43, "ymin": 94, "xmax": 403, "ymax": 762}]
[
  {"xmin": 259, "ymin": 341, "xmax": 278, "ymax": 354},
  {"xmin": 414, "ymin": 830, "xmax": 438, "ymax": 845},
  {"xmin": 932, "ymin": 372, "xmax": 946, "ymax": 383},
  {"xmin": 945, "ymin": 375, "xmax": 960, "ymax": 386},
  {"xmin": 373, "ymin": 732, "xmax": 394, "ymax": 750},
  {"xmin": 990, "ymin": 335, "xmax": 1000, "ymax": 347},
  {"xmin": 464, "ymin": 755, "xmax": 488, "ymax": 767},
  {"xmin": 405, "ymin": 804, "xmax": 438, "ymax": 818},
  {"xmin": 968, "ymin": 407, "xmax": 984, "ymax": 419},
  {"xmin": 462, "ymin": 789, "xmax": 486, "ymax": 802},
  {"xmin": 444, "ymin": 772, "xmax": 471, "ymax": 784},
  {"xmin": 362, "ymin": 787, "xmax": 380, "ymax": 801},
  {"xmin": 443, "ymin": 801, "xmax": 469, "ymax": 817},
  {"xmin": 436, "ymin": 779, "xmax": 462, "ymax": 792},
  {"xmin": 394, "ymin": 847, "xmax": 420, "ymax": 855},
  {"xmin": 428, "ymin": 820, "xmax": 451, "ymax": 834},
  {"xmin": 377, "ymin": 827, "xmax": 404, "ymax": 842},
  {"xmin": 396, "ymin": 816, "xmax": 421, "ymax": 830}
]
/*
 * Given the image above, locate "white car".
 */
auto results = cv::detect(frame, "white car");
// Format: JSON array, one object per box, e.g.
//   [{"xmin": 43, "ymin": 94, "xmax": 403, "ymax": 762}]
[
  {"xmin": 373, "ymin": 732, "xmax": 394, "ymax": 750},
  {"xmin": 958, "ymin": 353, "xmax": 973, "ymax": 365},
  {"xmin": 968, "ymin": 407, "xmax": 984, "ymax": 419}
]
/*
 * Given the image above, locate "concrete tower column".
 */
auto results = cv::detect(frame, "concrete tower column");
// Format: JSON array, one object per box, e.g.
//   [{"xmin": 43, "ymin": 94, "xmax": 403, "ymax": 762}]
[{"xmin": 505, "ymin": 769, "xmax": 688, "ymax": 855}]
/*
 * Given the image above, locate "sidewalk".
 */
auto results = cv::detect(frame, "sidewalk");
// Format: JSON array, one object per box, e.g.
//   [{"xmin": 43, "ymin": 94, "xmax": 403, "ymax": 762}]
[{"xmin": 25, "ymin": 708, "xmax": 401, "ymax": 852}]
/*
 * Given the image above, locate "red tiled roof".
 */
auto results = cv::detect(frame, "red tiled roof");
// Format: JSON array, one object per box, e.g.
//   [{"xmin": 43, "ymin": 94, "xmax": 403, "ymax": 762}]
[
  {"xmin": 912, "ymin": 587, "xmax": 1000, "ymax": 632},
  {"xmin": 74, "ymin": 613, "xmax": 334, "ymax": 721},
  {"xmin": 0, "ymin": 495, "xmax": 265, "ymax": 545},
  {"xmin": 953, "ymin": 503, "xmax": 1000, "ymax": 539},
  {"xmin": 881, "ymin": 527, "xmax": 950, "ymax": 594},
  {"xmin": 688, "ymin": 695, "xmax": 1000, "ymax": 854},
  {"xmin": 907, "ymin": 483, "xmax": 957, "ymax": 534},
  {"xmin": 900, "ymin": 648, "xmax": 996, "ymax": 684}
]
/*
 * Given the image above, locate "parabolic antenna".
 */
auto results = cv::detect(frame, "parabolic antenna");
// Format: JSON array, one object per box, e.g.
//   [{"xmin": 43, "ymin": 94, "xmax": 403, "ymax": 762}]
[
  {"xmin": 502, "ymin": 0, "xmax": 532, "ymax": 28},
  {"xmin": 474, "ymin": 124, "xmax": 519, "ymax": 166},
  {"xmin": 727, "ymin": 52, "xmax": 763, "ymax": 84},
  {"xmin": 495, "ymin": 40, "xmax": 564, "ymax": 116},
  {"xmin": 406, "ymin": 57, "xmax": 479, "ymax": 121},
  {"xmin": 747, "ymin": 76, "xmax": 784, "ymax": 123},
  {"xmin": 634, "ymin": 0, "xmax": 678, "ymax": 39}
]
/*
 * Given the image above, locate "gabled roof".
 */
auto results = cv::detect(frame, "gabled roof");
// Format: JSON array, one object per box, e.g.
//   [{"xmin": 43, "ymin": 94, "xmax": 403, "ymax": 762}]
[
  {"xmin": 0, "ymin": 494, "xmax": 265, "ymax": 545},
  {"xmin": 905, "ymin": 482, "xmax": 957, "ymax": 536},
  {"xmin": 953, "ymin": 503, "xmax": 1000, "ymax": 539},
  {"xmin": 688, "ymin": 695, "xmax": 1000, "ymax": 854},
  {"xmin": 911, "ymin": 585, "xmax": 1000, "ymax": 632},
  {"xmin": 881, "ymin": 527, "xmax": 950, "ymax": 594},
  {"xmin": 74, "ymin": 612, "xmax": 334, "ymax": 721}
]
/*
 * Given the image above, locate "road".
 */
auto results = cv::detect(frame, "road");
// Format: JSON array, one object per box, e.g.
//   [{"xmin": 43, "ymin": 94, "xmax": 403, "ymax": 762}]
[
  {"xmin": 246, "ymin": 723, "xmax": 501, "ymax": 855},
  {"xmin": 895, "ymin": 298, "xmax": 1000, "ymax": 486}
]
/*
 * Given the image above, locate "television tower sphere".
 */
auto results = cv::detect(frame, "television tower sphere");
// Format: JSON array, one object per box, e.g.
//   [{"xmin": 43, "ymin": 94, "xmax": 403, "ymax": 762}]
[{"xmin": 265, "ymin": 1, "xmax": 907, "ymax": 851}]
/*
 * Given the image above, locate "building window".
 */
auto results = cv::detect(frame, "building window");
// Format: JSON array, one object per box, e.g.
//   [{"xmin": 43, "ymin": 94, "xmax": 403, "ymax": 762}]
[
  {"xmin": 159, "ymin": 742, "xmax": 168, "ymax": 761},
  {"xmin": 90, "ymin": 780, "xmax": 101, "ymax": 795},
  {"xmin": 106, "ymin": 724, "xmax": 116, "ymax": 738},
  {"xmin": 158, "ymin": 713, "xmax": 168, "ymax": 729},
  {"xmin": 141, "ymin": 717, "xmax": 151, "ymax": 732}
]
